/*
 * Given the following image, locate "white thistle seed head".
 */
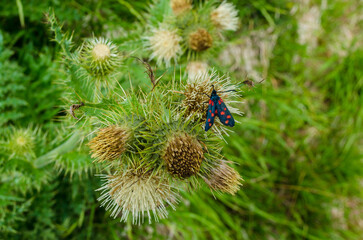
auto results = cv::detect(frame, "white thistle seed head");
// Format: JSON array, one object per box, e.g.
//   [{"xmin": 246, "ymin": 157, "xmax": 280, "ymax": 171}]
[
  {"xmin": 186, "ymin": 61, "xmax": 209, "ymax": 80},
  {"xmin": 147, "ymin": 28, "xmax": 182, "ymax": 67},
  {"xmin": 211, "ymin": 1, "xmax": 239, "ymax": 31},
  {"xmin": 97, "ymin": 171, "xmax": 178, "ymax": 224}
]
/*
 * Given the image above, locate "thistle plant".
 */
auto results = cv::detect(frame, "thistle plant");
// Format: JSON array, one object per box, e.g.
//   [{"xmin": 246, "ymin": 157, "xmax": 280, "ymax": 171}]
[
  {"xmin": 144, "ymin": 0, "xmax": 240, "ymax": 67},
  {"xmin": 47, "ymin": 8, "xmax": 242, "ymax": 224},
  {"xmin": 84, "ymin": 70, "xmax": 243, "ymax": 224}
]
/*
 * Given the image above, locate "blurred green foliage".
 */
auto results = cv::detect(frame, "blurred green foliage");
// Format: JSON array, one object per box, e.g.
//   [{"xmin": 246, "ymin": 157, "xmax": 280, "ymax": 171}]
[{"xmin": 0, "ymin": 0, "xmax": 362, "ymax": 239}]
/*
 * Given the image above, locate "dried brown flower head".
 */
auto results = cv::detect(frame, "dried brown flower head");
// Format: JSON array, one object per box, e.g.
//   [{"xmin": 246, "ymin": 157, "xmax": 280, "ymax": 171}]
[
  {"xmin": 171, "ymin": 0, "xmax": 192, "ymax": 16},
  {"xmin": 204, "ymin": 160, "xmax": 242, "ymax": 195},
  {"xmin": 162, "ymin": 133, "xmax": 204, "ymax": 178},
  {"xmin": 188, "ymin": 28, "xmax": 213, "ymax": 52},
  {"xmin": 88, "ymin": 125, "xmax": 130, "ymax": 162},
  {"xmin": 98, "ymin": 170, "xmax": 178, "ymax": 224}
]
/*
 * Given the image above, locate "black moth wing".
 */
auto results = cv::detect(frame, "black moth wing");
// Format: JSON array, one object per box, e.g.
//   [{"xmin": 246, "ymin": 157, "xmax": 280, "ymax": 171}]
[
  {"xmin": 216, "ymin": 97, "xmax": 235, "ymax": 127},
  {"xmin": 205, "ymin": 99, "xmax": 217, "ymax": 131}
]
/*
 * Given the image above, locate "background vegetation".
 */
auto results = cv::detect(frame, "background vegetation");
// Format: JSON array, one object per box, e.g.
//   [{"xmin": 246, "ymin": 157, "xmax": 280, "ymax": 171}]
[{"xmin": 0, "ymin": 0, "xmax": 362, "ymax": 239}]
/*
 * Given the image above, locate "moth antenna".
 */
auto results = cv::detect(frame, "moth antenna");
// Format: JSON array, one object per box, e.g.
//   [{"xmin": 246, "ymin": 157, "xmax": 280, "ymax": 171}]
[{"xmin": 216, "ymin": 89, "xmax": 237, "ymax": 93}]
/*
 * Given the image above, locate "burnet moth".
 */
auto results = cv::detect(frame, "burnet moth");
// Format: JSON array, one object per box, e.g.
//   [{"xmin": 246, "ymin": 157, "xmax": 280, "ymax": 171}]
[{"xmin": 204, "ymin": 85, "xmax": 236, "ymax": 131}]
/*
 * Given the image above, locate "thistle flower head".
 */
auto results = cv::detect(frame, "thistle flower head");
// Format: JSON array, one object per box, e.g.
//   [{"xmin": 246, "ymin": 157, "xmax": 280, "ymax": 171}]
[
  {"xmin": 97, "ymin": 170, "xmax": 178, "ymax": 224},
  {"xmin": 204, "ymin": 160, "xmax": 242, "ymax": 195},
  {"xmin": 92, "ymin": 43, "xmax": 111, "ymax": 61},
  {"xmin": 88, "ymin": 125, "xmax": 131, "ymax": 162},
  {"xmin": 171, "ymin": 0, "xmax": 192, "ymax": 16},
  {"xmin": 211, "ymin": 1, "xmax": 239, "ymax": 31},
  {"xmin": 188, "ymin": 28, "xmax": 213, "ymax": 52},
  {"xmin": 147, "ymin": 27, "xmax": 182, "ymax": 66},
  {"xmin": 79, "ymin": 37, "xmax": 120, "ymax": 78},
  {"xmin": 8, "ymin": 128, "xmax": 36, "ymax": 157},
  {"xmin": 186, "ymin": 61, "xmax": 209, "ymax": 80},
  {"xmin": 162, "ymin": 132, "xmax": 204, "ymax": 178}
]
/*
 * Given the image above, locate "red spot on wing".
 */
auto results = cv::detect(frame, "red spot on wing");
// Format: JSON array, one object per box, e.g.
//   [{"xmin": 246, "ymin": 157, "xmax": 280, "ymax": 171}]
[
  {"xmin": 227, "ymin": 115, "xmax": 231, "ymax": 119},
  {"xmin": 224, "ymin": 108, "xmax": 226, "ymax": 111},
  {"xmin": 211, "ymin": 113, "xmax": 214, "ymax": 117},
  {"xmin": 209, "ymin": 110, "xmax": 211, "ymax": 113},
  {"xmin": 218, "ymin": 100, "xmax": 221, "ymax": 104},
  {"xmin": 221, "ymin": 111, "xmax": 225, "ymax": 115},
  {"xmin": 211, "ymin": 102, "xmax": 214, "ymax": 106},
  {"xmin": 208, "ymin": 119, "xmax": 210, "ymax": 122},
  {"xmin": 209, "ymin": 123, "xmax": 212, "ymax": 127},
  {"xmin": 215, "ymin": 109, "xmax": 218, "ymax": 114},
  {"xmin": 225, "ymin": 120, "xmax": 229, "ymax": 124},
  {"xmin": 209, "ymin": 99, "xmax": 212, "ymax": 104}
]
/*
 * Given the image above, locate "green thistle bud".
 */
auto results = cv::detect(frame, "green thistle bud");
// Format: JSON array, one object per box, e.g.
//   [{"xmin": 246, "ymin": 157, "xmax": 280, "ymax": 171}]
[
  {"xmin": 188, "ymin": 28, "xmax": 213, "ymax": 52},
  {"xmin": 97, "ymin": 169, "xmax": 178, "ymax": 224},
  {"xmin": 88, "ymin": 125, "xmax": 131, "ymax": 162},
  {"xmin": 162, "ymin": 132, "xmax": 204, "ymax": 178},
  {"xmin": 79, "ymin": 38, "xmax": 120, "ymax": 78},
  {"xmin": 204, "ymin": 160, "xmax": 242, "ymax": 195},
  {"xmin": 8, "ymin": 128, "xmax": 35, "ymax": 157}
]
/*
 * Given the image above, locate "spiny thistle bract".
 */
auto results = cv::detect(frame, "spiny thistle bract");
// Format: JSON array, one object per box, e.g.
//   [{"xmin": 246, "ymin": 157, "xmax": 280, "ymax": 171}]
[
  {"xmin": 145, "ymin": 0, "xmax": 239, "ymax": 66},
  {"xmin": 162, "ymin": 132, "xmax": 204, "ymax": 178},
  {"xmin": 88, "ymin": 125, "xmax": 131, "ymax": 162}
]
